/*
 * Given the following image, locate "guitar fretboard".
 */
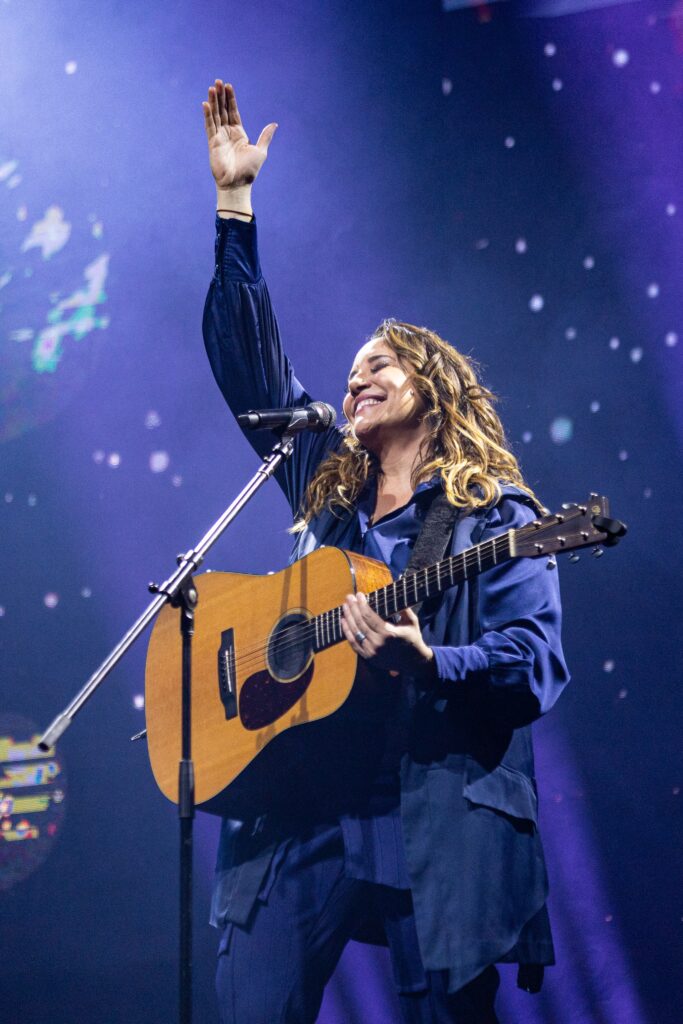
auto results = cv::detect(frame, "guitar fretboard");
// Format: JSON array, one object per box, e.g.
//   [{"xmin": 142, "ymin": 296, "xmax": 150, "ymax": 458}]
[{"xmin": 311, "ymin": 531, "xmax": 513, "ymax": 652}]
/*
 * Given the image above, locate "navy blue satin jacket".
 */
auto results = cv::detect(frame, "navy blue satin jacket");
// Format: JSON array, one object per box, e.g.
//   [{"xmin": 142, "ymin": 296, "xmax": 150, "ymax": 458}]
[{"xmin": 202, "ymin": 216, "xmax": 570, "ymax": 992}]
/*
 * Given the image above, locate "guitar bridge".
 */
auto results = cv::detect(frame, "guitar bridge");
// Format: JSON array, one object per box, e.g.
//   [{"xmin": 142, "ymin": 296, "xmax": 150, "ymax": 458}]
[{"xmin": 217, "ymin": 629, "xmax": 237, "ymax": 721}]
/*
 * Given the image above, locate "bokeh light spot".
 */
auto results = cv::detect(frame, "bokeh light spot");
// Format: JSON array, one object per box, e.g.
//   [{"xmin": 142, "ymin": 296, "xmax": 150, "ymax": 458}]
[
  {"xmin": 149, "ymin": 451, "xmax": 170, "ymax": 473},
  {"xmin": 550, "ymin": 416, "xmax": 573, "ymax": 444}
]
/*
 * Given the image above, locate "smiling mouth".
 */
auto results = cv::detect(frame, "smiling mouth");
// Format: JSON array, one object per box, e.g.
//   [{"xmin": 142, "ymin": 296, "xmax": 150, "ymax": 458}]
[{"xmin": 354, "ymin": 397, "xmax": 385, "ymax": 415}]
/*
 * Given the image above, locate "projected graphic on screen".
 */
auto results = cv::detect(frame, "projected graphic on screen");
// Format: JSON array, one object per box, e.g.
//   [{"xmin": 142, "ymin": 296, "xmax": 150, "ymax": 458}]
[
  {"xmin": 0, "ymin": 158, "xmax": 110, "ymax": 442},
  {"xmin": 0, "ymin": 714, "xmax": 66, "ymax": 891}
]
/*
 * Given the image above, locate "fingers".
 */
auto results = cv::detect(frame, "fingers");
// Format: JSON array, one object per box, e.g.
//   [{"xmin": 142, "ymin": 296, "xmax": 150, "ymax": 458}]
[
  {"xmin": 203, "ymin": 91, "xmax": 216, "ymax": 136},
  {"xmin": 256, "ymin": 122, "xmax": 278, "ymax": 152},
  {"xmin": 215, "ymin": 80, "xmax": 230, "ymax": 127},
  {"xmin": 341, "ymin": 593, "xmax": 391, "ymax": 659},
  {"xmin": 340, "ymin": 612, "xmax": 369, "ymax": 658},
  {"xmin": 400, "ymin": 607, "xmax": 420, "ymax": 628},
  {"xmin": 220, "ymin": 81, "xmax": 243, "ymax": 127},
  {"xmin": 203, "ymin": 84, "xmax": 221, "ymax": 138}
]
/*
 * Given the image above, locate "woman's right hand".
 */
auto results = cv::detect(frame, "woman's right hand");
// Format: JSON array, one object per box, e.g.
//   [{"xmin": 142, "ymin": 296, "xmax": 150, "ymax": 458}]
[{"xmin": 202, "ymin": 80, "xmax": 277, "ymax": 192}]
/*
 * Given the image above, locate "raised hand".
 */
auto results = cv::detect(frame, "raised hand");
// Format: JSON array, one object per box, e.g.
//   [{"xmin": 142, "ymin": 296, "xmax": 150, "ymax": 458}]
[{"xmin": 202, "ymin": 80, "xmax": 277, "ymax": 191}]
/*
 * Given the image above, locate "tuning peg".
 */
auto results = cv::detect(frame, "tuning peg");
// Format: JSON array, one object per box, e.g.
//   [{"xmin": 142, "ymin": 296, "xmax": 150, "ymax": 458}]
[
  {"xmin": 148, "ymin": 581, "xmax": 160, "ymax": 593},
  {"xmin": 592, "ymin": 546, "xmax": 604, "ymax": 558},
  {"xmin": 546, "ymin": 557, "xmax": 557, "ymax": 570},
  {"xmin": 569, "ymin": 553, "xmax": 580, "ymax": 564},
  {"xmin": 562, "ymin": 502, "xmax": 578, "ymax": 510}
]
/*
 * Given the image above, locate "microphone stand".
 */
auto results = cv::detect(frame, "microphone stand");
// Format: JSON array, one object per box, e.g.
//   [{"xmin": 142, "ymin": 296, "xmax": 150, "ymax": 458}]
[{"xmin": 37, "ymin": 426, "xmax": 304, "ymax": 1024}]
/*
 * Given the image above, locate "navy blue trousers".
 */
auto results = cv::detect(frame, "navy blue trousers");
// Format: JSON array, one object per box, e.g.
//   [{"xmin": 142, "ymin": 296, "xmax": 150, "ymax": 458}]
[{"xmin": 215, "ymin": 823, "xmax": 500, "ymax": 1024}]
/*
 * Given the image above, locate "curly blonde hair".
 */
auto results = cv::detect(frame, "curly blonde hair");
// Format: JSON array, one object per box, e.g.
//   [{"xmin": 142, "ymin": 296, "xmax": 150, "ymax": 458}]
[{"xmin": 291, "ymin": 319, "xmax": 541, "ymax": 531}]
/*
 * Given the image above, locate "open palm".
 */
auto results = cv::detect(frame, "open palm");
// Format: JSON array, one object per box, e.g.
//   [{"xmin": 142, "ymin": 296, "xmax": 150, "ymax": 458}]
[{"xmin": 202, "ymin": 80, "xmax": 277, "ymax": 190}]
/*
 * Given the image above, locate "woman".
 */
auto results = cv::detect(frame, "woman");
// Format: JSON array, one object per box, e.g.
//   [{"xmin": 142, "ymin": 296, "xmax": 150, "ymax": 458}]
[{"xmin": 202, "ymin": 79, "xmax": 569, "ymax": 1024}]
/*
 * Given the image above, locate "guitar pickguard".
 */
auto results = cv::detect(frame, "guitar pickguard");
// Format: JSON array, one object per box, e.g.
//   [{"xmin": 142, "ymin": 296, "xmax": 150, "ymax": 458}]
[{"xmin": 239, "ymin": 662, "xmax": 315, "ymax": 731}]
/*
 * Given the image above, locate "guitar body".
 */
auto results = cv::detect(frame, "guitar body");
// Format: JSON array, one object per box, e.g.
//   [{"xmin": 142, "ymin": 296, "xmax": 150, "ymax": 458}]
[
  {"xmin": 144, "ymin": 493, "xmax": 625, "ymax": 817},
  {"xmin": 144, "ymin": 546, "xmax": 392, "ymax": 817}
]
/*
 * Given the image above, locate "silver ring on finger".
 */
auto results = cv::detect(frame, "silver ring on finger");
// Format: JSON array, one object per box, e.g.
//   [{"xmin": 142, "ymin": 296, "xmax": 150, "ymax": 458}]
[{"xmin": 355, "ymin": 630, "xmax": 367, "ymax": 644}]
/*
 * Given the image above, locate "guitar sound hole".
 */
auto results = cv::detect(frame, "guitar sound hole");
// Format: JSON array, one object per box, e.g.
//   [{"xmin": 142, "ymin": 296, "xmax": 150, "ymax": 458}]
[{"xmin": 267, "ymin": 611, "xmax": 312, "ymax": 682}]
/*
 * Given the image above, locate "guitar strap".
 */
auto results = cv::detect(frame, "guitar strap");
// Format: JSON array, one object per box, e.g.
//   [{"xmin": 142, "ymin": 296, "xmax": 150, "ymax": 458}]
[{"xmin": 403, "ymin": 490, "xmax": 466, "ymax": 618}]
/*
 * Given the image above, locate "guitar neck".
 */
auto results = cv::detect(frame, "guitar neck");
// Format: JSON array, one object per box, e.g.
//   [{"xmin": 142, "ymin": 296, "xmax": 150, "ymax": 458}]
[{"xmin": 312, "ymin": 530, "xmax": 514, "ymax": 652}]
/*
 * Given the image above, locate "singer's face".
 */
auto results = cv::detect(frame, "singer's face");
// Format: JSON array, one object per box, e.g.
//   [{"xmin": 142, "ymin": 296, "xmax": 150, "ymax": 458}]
[{"xmin": 342, "ymin": 338, "xmax": 426, "ymax": 448}]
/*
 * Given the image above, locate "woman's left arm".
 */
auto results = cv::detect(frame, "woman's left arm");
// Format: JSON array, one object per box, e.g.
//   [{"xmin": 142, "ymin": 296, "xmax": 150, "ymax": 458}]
[{"xmin": 341, "ymin": 495, "xmax": 570, "ymax": 723}]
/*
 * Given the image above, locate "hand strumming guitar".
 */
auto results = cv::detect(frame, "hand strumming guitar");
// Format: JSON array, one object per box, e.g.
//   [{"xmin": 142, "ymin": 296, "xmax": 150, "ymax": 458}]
[{"xmin": 341, "ymin": 593, "xmax": 436, "ymax": 685}]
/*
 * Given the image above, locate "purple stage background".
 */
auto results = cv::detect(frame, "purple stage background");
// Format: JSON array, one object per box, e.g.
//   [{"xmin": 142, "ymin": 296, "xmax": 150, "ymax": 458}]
[{"xmin": 1, "ymin": 1, "xmax": 682, "ymax": 1021}]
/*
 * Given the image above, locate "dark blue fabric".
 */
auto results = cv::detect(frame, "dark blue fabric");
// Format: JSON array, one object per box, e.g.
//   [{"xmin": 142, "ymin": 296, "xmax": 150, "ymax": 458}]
[
  {"xmin": 215, "ymin": 820, "xmax": 500, "ymax": 1024},
  {"xmin": 203, "ymin": 217, "xmax": 570, "ymax": 992}
]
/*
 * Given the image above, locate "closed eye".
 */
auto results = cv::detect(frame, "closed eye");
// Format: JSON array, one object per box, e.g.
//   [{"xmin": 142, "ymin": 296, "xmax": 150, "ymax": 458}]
[{"xmin": 346, "ymin": 360, "xmax": 392, "ymax": 390}]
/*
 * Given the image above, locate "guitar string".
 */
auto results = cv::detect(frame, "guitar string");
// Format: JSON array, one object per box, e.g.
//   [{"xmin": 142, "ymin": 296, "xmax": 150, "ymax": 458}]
[
  {"xmin": 228, "ymin": 538, "xmax": 511, "ymax": 675},
  {"xmin": 230, "ymin": 538, "xmax": 507, "ymax": 672}
]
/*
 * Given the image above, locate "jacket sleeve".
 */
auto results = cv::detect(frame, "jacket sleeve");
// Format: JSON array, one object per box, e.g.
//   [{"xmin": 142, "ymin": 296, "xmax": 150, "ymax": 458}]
[
  {"xmin": 202, "ymin": 216, "xmax": 342, "ymax": 516},
  {"xmin": 429, "ymin": 495, "xmax": 570, "ymax": 722}
]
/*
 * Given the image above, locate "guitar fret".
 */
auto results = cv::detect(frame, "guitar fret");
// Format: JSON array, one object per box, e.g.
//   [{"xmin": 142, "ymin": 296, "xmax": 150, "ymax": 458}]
[{"xmin": 310, "ymin": 529, "xmax": 517, "ymax": 654}]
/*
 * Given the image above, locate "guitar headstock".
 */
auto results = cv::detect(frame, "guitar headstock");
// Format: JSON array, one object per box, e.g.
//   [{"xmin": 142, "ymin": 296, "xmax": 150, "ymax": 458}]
[{"xmin": 514, "ymin": 494, "xmax": 627, "ymax": 560}]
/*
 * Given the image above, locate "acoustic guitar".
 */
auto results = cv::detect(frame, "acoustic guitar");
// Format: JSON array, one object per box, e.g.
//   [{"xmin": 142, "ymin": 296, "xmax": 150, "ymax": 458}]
[{"xmin": 144, "ymin": 494, "xmax": 625, "ymax": 816}]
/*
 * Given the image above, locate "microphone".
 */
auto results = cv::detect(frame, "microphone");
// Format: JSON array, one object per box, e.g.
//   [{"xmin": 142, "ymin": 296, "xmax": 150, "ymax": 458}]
[{"xmin": 237, "ymin": 401, "xmax": 336, "ymax": 433}]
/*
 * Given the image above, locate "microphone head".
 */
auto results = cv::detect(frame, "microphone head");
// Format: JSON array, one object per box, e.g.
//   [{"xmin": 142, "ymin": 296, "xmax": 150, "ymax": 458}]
[{"xmin": 308, "ymin": 401, "xmax": 336, "ymax": 431}]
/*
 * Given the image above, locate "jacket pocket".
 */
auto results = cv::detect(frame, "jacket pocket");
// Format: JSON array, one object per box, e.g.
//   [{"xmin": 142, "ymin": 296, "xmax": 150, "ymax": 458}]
[{"xmin": 463, "ymin": 755, "xmax": 538, "ymax": 826}]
